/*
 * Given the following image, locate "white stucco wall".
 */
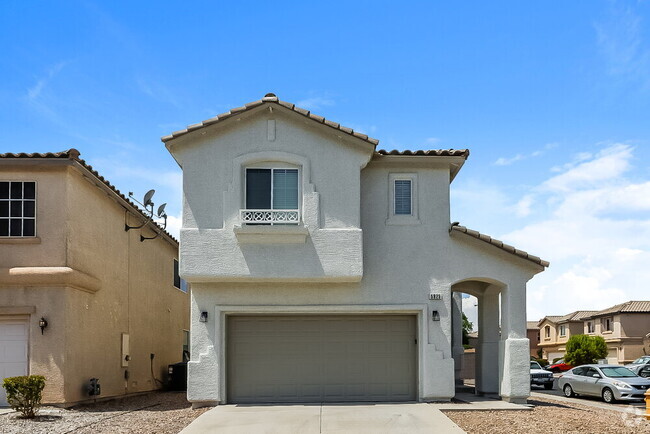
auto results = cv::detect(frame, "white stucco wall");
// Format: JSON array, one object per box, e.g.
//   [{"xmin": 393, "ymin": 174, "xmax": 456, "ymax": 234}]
[{"xmin": 167, "ymin": 103, "xmax": 543, "ymax": 405}]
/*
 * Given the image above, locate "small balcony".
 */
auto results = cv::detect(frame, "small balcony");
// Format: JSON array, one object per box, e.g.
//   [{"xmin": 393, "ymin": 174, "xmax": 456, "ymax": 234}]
[{"xmin": 240, "ymin": 209, "xmax": 300, "ymax": 225}]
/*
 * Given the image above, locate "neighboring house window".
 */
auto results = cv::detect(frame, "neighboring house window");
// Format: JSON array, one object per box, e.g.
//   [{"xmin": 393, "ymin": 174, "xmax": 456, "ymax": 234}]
[
  {"xmin": 544, "ymin": 325, "xmax": 550, "ymax": 338},
  {"xmin": 173, "ymin": 259, "xmax": 188, "ymax": 292},
  {"xmin": 587, "ymin": 321, "xmax": 594, "ymax": 333},
  {"xmin": 0, "ymin": 181, "xmax": 36, "ymax": 237},
  {"xmin": 559, "ymin": 325, "xmax": 566, "ymax": 337},
  {"xmin": 242, "ymin": 168, "xmax": 299, "ymax": 224},
  {"xmin": 387, "ymin": 173, "xmax": 418, "ymax": 224},
  {"xmin": 602, "ymin": 317, "xmax": 612, "ymax": 332}
]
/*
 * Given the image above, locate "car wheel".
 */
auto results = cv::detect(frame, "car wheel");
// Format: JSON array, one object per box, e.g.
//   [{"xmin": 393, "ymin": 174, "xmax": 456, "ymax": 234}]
[
  {"xmin": 602, "ymin": 388, "xmax": 616, "ymax": 404},
  {"xmin": 544, "ymin": 383, "xmax": 553, "ymax": 390},
  {"xmin": 563, "ymin": 384, "xmax": 574, "ymax": 397}
]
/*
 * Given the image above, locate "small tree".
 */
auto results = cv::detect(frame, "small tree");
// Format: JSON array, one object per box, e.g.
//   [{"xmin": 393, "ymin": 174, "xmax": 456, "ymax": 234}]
[
  {"xmin": 2, "ymin": 375, "xmax": 46, "ymax": 418},
  {"xmin": 462, "ymin": 313, "xmax": 473, "ymax": 346},
  {"xmin": 564, "ymin": 334, "xmax": 608, "ymax": 366}
]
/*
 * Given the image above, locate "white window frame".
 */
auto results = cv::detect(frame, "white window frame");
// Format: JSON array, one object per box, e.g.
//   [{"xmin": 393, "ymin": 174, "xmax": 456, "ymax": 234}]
[
  {"xmin": 0, "ymin": 180, "xmax": 37, "ymax": 238},
  {"xmin": 559, "ymin": 325, "xmax": 566, "ymax": 337},
  {"xmin": 242, "ymin": 164, "xmax": 301, "ymax": 225},
  {"xmin": 387, "ymin": 173, "xmax": 419, "ymax": 225}
]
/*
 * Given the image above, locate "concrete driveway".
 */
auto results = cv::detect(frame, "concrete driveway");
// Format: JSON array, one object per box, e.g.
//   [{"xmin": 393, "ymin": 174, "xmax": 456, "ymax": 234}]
[{"xmin": 180, "ymin": 402, "xmax": 465, "ymax": 434}]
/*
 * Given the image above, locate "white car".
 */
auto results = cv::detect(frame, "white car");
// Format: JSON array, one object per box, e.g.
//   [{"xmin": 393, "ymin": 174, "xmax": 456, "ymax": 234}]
[{"xmin": 530, "ymin": 361, "xmax": 554, "ymax": 390}]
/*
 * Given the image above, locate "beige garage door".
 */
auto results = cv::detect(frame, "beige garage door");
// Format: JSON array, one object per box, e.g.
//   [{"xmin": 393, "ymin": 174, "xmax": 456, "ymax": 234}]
[
  {"xmin": 227, "ymin": 315, "xmax": 417, "ymax": 403},
  {"xmin": 0, "ymin": 318, "xmax": 29, "ymax": 406}
]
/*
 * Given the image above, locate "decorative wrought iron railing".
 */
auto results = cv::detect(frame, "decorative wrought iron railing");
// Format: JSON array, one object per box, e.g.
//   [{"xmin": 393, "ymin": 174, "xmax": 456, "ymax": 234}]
[{"xmin": 240, "ymin": 209, "xmax": 300, "ymax": 225}]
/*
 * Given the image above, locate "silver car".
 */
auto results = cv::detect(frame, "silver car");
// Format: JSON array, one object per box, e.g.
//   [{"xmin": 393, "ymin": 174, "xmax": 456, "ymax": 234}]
[
  {"xmin": 625, "ymin": 356, "xmax": 650, "ymax": 377},
  {"xmin": 558, "ymin": 364, "xmax": 650, "ymax": 403}
]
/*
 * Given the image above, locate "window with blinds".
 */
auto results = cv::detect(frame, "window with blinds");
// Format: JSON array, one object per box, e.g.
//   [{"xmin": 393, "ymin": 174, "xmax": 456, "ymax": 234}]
[{"xmin": 394, "ymin": 179, "xmax": 412, "ymax": 215}]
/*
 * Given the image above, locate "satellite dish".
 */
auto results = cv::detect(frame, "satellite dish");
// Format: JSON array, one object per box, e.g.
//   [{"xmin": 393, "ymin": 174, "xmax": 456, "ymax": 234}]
[
  {"xmin": 157, "ymin": 203, "xmax": 167, "ymax": 217},
  {"xmin": 143, "ymin": 189, "xmax": 156, "ymax": 207}
]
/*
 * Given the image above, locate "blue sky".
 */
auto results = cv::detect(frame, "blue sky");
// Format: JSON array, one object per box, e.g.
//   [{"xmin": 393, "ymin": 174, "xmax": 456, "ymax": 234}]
[{"xmin": 2, "ymin": 1, "xmax": 649, "ymax": 322}]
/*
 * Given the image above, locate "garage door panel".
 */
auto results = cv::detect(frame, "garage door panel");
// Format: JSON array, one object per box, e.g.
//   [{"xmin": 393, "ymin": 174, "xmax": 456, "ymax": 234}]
[{"xmin": 227, "ymin": 315, "xmax": 416, "ymax": 403}]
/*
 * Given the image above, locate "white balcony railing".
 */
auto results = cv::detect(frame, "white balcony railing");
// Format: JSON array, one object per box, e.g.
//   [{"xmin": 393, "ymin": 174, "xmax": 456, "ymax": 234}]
[{"xmin": 240, "ymin": 209, "xmax": 300, "ymax": 225}]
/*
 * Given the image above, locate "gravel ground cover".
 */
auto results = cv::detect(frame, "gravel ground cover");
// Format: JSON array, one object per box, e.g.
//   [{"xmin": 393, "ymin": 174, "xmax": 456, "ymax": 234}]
[
  {"xmin": 444, "ymin": 396, "xmax": 650, "ymax": 434},
  {"xmin": 0, "ymin": 391, "xmax": 208, "ymax": 434}
]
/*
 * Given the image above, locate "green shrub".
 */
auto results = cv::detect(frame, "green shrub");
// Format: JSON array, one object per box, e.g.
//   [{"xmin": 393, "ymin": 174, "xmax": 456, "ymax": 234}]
[
  {"xmin": 565, "ymin": 334, "xmax": 608, "ymax": 366},
  {"xmin": 2, "ymin": 375, "xmax": 46, "ymax": 418}
]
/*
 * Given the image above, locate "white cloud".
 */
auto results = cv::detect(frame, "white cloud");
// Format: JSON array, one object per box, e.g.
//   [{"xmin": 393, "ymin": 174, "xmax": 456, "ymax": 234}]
[
  {"xmin": 426, "ymin": 137, "xmax": 441, "ymax": 145},
  {"xmin": 27, "ymin": 62, "xmax": 67, "ymax": 101},
  {"xmin": 594, "ymin": 3, "xmax": 650, "ymax": 89},
  {"xmin": 494, "ymin": 154, "xmax": 525, "ymax": 166},
  {"xmin": 496, "ymin": 143, "xmax": 650, "ymax": 320},
  {"xmin": 166, "ymin": 214, "xmax": 182, "ymax": 239},
  {"xmin": 462, "ymin": 295, "xmax": 478, "ymax": 332},
  {"xmin": 295, "ymin": 96, "xmax": 335, "ymax": 110}
]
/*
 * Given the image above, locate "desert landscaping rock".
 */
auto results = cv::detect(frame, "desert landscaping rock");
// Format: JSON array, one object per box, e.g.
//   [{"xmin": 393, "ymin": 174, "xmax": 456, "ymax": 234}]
[
  {"xmin": 0, "ymin": 391, "xmax": 208, "ymax": 434},
  {"xmin": 444, "ymin": 397, "xmax": 650, "ymax": 434}
]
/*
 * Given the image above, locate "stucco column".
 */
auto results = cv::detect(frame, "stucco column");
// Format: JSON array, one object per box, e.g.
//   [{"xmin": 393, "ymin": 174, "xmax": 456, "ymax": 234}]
[
  {"xmin": 499, "ymin": 281, "xmax": 530, "ymax": 404},
  {"xmin": 476, "ymin": 287, "xmax": 500, "ymax": 395},
  {"xmin": 451, "ymin": 292, "xmax": 464, "ymax": 385}
]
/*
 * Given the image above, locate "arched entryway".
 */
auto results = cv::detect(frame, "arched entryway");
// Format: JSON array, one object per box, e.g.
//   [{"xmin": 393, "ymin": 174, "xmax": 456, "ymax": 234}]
[{"xmin": 451, "ymin": 277, "xmax": 530, "ymax": 403}]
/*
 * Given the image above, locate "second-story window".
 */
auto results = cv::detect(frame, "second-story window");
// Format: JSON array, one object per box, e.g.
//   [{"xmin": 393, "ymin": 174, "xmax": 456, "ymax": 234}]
[
  {"xmin": 587, "ymin": 321, "xmax": 594, "ymax": 333},
  {"xmin": 243, "ymin": 168, "xmax": 299, "ymax": 225},
  {"xmin": 544, "ymin": 325, "xmax": 550, "ymax": 338},
  {"xmin": 602, "ymin": 317, "xmax": 612, "ymax": 332},
  {"xmin": 0, "ymin": 181, "xmax": 36, "ymax": 237},
  {"xmin": 559, "ymin": 325, "xmax": 566, "ymax": 337},
  {"xmin": 394, "ymin": 180, "xmax": 412, "ymax": 215}
]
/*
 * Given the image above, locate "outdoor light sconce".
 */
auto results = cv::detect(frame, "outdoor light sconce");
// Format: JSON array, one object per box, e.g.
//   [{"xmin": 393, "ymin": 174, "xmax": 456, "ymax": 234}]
[
  {"xmin": 39, "ymin": 317, "xmax": 48, "ymax": 334},
  {"xmin": 199, "ymin": 311, "xmax": 208, "ymax": 323},
  {"xmin": 125, "ymin": 189, "xmax": 168, "ymax": 242},
  {"xmin": 431, "ymin": 311, "xmax": 440, "ymax": 321}
]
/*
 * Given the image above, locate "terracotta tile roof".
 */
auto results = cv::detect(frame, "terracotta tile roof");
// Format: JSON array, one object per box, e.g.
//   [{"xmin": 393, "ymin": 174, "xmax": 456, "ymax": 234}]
[
  {"xmin": 376, "ymin": 149, "xmax": 470, "ymax": 157},
  {"xmin": 450, "ymin": 224, "xmax": 549, "ymax": 267},
  {"xmin": 0, "ymin": 149, "xmax": 177, "ymax": 245},
  {"xmin": 161, "ymin": 93, "xmax": 380, "ymax": 146},
  {"xmin": 538, "ymin": 316, "xmax": 563, "ymax": 326},
  {"xmin": 587, "ymin": 300, "xmax": 650, "ymax": 318},
  {"xmin": 527, "ymin": 321, "xmax": 539, "ymax": 329},
  {"xmin": 557, "ymin": 311, "xmax": 598, "ymax": 323}
]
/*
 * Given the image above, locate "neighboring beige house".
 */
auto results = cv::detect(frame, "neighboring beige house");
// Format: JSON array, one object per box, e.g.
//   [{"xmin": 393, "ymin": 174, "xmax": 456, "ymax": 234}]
[
  {"xmin": 0, "ymin": 149, "xmax": 189, "ymax": 406},
  {"xmin": 583, "ymin": 301, "xmax": 650, "ymax": 364},
  {"xmin": 537, "ymin": 301, "xmax": 650, "ymax": 364},
  {"xmin": 165, "ymin": 93, "xmax": 548, "ymax": 406},
  {"xmin": 537, "ymin": 311, "xmax": 597, "ymax": 362},
  {"xmin": 527, "ymin": 321, "xmax": 540, "ymax": 358}
]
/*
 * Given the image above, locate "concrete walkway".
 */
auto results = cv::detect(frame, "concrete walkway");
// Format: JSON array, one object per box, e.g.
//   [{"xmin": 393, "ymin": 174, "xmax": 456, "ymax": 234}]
[{"xmin": 180, "ymin": 403, "xmax": 466, "ymax": 434}]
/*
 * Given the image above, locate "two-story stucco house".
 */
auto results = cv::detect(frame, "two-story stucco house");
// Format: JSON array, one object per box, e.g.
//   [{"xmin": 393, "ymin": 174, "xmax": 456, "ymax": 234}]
[
  {"xmin": 164, "ymin": 93, "xmax": 548, "ymax": 406},
  {"xmin": 583, "ymin": 301, "xmax": 650, "ymax": 364},
  {"xmin": 538, "ymin": 311, "xmax": 597, "ymax": 362},
  {"xmin": 0, "ymin": 149, "xmax": 189, "ymax": 406}
]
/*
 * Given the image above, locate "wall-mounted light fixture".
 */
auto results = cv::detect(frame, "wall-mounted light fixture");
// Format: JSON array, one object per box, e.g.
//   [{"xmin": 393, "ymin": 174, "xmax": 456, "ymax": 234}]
[
  {"xmin": 39, "ymin": 317, "xmax": 48, "ymax": 334},
  {"xmin": 199, "ymin": 311, "xmax": 208, "ymax": 323},
  {"xmin": 431, "ymin": 311, "xmax": 440, "ymax": 321}
]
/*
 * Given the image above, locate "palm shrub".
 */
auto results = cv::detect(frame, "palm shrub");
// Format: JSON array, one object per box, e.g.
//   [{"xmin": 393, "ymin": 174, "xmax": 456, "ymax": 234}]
[
  {"xmin": 2, "ymin": 375, "xmax": 46, "ymax": 418},
  {"xmin": 564, "ymin": 334, "xmax": 608, "ymax": 366}
]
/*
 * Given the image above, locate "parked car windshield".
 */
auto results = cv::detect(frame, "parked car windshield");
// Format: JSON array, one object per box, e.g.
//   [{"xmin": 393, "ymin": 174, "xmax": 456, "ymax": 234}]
[
  {"xmin": 632, "ymin": 356, "xmax": 650, "ymax": 364},
  {"xmin": 600, "ymin": 367, "xmax": 637, "ymax": 378},
  {"xmin": 530, "ymin": 362, "xmax": 542, "ymax": 370}
]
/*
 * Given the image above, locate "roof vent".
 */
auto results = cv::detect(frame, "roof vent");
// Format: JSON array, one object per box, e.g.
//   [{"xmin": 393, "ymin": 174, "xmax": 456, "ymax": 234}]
[{"xmin": 264, "ymin": 93, "xmax": 276, "ymax": 98}]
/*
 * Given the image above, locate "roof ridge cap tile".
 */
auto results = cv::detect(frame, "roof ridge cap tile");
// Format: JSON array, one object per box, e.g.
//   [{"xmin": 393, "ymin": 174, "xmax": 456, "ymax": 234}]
[{"xmin": 161, "ymin": 94, "xmax": 380, "ymax": 146}]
